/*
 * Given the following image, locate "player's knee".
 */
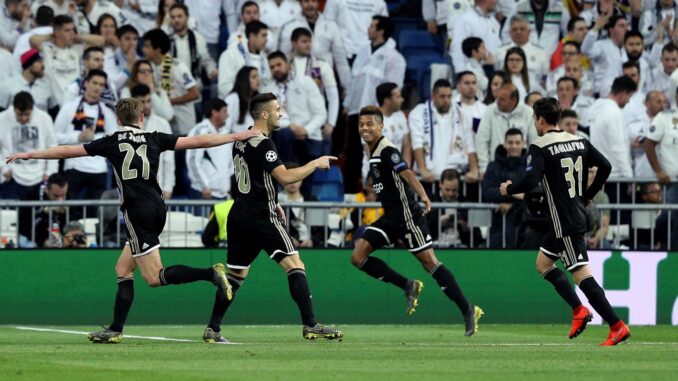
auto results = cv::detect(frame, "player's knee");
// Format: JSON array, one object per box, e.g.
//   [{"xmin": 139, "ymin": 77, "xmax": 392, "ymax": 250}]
[
  {"xmin": 350, "ymin": 251, "xmax": 366, "ymax": 267},
  {"xmin": 142, "ymin": 274, "xmax": 162, "ymax": 287},
  {"xmin": 115, "ymin": 263, "xmax": 134, "ymax": 278},
  {"xmin": 278, "ymin": 254, "xmax": 305, "ymax": 271}
]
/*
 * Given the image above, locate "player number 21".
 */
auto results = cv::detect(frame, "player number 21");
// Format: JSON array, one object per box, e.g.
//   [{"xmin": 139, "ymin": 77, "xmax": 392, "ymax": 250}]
[
  {"xmin": 119, "ymin": 143, "xmax": 150, "ymax": 180},
  {"xmin": 560, "ymin": 156, "xmax": 583, "ymax": 198}
]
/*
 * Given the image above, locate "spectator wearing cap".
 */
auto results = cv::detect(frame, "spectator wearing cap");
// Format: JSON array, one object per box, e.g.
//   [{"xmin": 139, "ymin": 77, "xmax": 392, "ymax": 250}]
[
  {"xmin": 0, "ymin": 92, "xmax": 57, "ymax": 200},
  {"xmin": 0, "ymin": 49, "xmax": 55, "ymax": 111}
]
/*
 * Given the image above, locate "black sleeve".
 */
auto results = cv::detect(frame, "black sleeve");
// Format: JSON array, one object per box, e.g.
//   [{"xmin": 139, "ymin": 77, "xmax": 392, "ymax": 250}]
[
  {"xmin": 256, "ymin": 138, "xmax": 284, "ymax": 173},
  {"xmin": 584, "ymin": 141, "xmax": 612, "ymax": 201},
  {"xmin": 381, "ymin": 146, "xmax": 408, "ymax": 173},
  {"xmin": 83, "ymin": 135, "xmax": 116, "ymax": 157},
  {"xmin": 154, "ymin": 132, "xmax": 179, "ymax": 151},
  {"xmin": 482, "ymin": 162, "xmax": 514, "ymax": 202},
  {"xmin": 201, "ymin": 208, "xmax": 219, "ymax": 248},
  {"xmin": 482, "ymin": 64, "xmax": 495, "ymax": 80},
  {"xmin": 508, "ymin": 145, "xmax": 544, "ymax": 195}
]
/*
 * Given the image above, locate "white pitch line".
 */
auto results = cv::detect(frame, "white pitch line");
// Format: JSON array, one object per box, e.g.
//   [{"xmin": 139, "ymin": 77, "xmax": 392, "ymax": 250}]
[{"xmin": 14, "ymin": 326, "xmax": 199, "ymax": 343}]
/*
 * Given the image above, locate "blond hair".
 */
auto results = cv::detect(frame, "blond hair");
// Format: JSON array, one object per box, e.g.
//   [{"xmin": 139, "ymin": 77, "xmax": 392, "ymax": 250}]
[{"xmin": 115, "ymin": 98, "xmax": 143, "ymax": 126}]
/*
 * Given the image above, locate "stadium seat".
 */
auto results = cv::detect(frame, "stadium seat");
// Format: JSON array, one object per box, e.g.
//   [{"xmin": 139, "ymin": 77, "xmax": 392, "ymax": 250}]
[
  {"xmin": 0, "ymin": 209, "xmax": 17, "ymax": 231},
  {"xmin": 405, "ymin": 54, "xmax": 448, "ymax": 99},
  {"xmin": 160, "ymin": 232, "xmax": 203, "ymax": 248},
  {"xmin": 399, "ymin": 30, "xmax": 445, "ymax": 57},
  {"xmin": 311, "ymin": 166, "xmax": 344, "ymax": 201},
  {"xmin": 164, "ymin": 211, "xmax": 208, "ymax": 233},
  {"xmin": 392, "ymin": 17, "xmax": 423, "ymax": 43}
]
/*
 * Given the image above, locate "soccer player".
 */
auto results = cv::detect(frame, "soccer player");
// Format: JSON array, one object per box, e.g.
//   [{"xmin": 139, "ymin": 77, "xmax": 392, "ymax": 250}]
[
  {"xmin": 202, "ymin": 93, "xmax": 343, "ymax": 343},
  {"xmin": 350, "ymin": 105, "xmax": 484, "ymax": 337},
  {"xmin": 499, "ymin": 97, "xmax": 630, "ymax": 346},
  {"xmin": 5, "ymin": 98, "xmax": 258, "ymax": 343}
]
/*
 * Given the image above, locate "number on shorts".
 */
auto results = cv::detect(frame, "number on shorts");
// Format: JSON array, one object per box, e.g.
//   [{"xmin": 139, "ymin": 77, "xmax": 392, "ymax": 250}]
[
  {"xmin": 119, "ymin": 143, "xmax": 150, "ymax": 180},
  {"xmin": 234, "ymin": 154, "xmax": 251, "ymax": 194},
  {"xmin": 560, "ymin": 156, "xmax": 583, "ymax": 198},
  {"xmin": 405, "ymin": 233, "xmax": 413, "ymax": 247}
]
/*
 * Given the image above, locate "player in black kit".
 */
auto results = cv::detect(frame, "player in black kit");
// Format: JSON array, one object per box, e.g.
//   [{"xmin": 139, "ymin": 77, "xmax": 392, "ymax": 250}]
[
  {"xmin": 350, "ymin": 105, "xmax": 483, "ymax": 337},
  {"xmin": 202, "ymin": 93, "xmax": 343, "ymax": 343},
  {"xmin": 500, "ymin": 97, "xmax": 630, "ymax": 346},
  {"xmin": 5, "ymin": 98, "xmax": 258, "ymax": 343}
]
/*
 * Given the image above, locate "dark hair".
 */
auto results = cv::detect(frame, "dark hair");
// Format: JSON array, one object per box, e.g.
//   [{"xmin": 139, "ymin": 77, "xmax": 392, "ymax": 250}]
[
  {"xmin": 169, "ymin": 2, "xmax": 189, "ymax": 15},
  {"xmin": 557, "ymin": 76, "xmax": 579, "ymax": 89},
  {"xmin": 501, "ymin": 82, "xmax": 520, "ymax": 101},
  {"xmin": 610, "ymin": 75, "xmax": 638, "ymax": 94},
  {"xmin": 267, "ymin": 50, "xmax": 287, "ymax": 62},
  {"xmin": 47, "ymin": 173, "xmax": 68, "ymax": 188},
  {"xmin": 455, "ymin": 70, "xmax": 476, "ymax": 84},
  {"xmin": 566, "ymin": 16, "xmax": 585, "ymax": 32},
  {"xmin": 250, "ymin": 92, "xmax": 277, "ymax": 119},
  {"xmin": 35, "ymin": 6, "xmax": 54, "ymax": 27},
  {"xmin": 117, "ymin": 24, "xmax": 139, "ymax": 39},
  {"xmin": 504, "ymin": 46, "xmax": 529, "ymax": 91},
  {"xmin": 143, "ymin": 29, "xmax": 171, "ymax": 54},
  {"xmin": 231, "ymin": 66, "xmax": 259, "ymax": 124},
  {"xmin": 622, "ymin": 60, "xmax": 640, "ymax": 72},
  {"xmin": 432, "ymin": 79, "xmax": 452, "ymax": 93},
  {"xmin": 440, "ymin": 168, "xmax": 460, "ymax": 183},
  {"xmin": 606, "ymin": 14, "xmax": 627, "ymax": 31},
  {"xmin": 241, "ymin": 0, "xmax": 259, "ymax": 14},
  {"xmin": 53, "ymin": 15, "xmax": 74, "ymax": 29},
  {"xmin": 130, "ymin": 83, "xmax": 151, "ymax": 98},
  {"xmin": 13, "ymin": 91, "xmax": 34, "ymax": 111},
  {"xmin": 624, "ymin": 30, "xmax": 643, "ymax": 43},
  {"xmin": 525, "ymin": 91, "xmax": 542, "ymax": 104},
  {"xmin": 640, "ymin": 182, "xmax": 661, "ymax": 196},
  {"xmin": 376, "ymin": 82, "xmax": 398, "ymax": 106},
  {"xmin": 461, "ymin": 37, "xmax": 482, "ymax": 58},
  {"xmin": 95, "ymin": 13, "xmax": 117, "ymax": 35},
  {"xmin": 127, "ymin": 59, "xmax": 153, "ymax": 89},
  {"xmin": 505, "ymin": 127, "xmax": 523, "ymax": 139},
  {"xmin": 533, "ymin": 97, "xmax": 561, "ymax": 125},
  {"xmin": 204, "ymin": 98, "xmax": 227, "ymax": 119},
  {"xmin": 560, "ymin": 109, "xmax": 578, "ymax": 120},
  {"xmin": 562, "ymin": 40, "xmax": 580, "ymax": 52},
  {"xmin": 372, "ymin": 16, "xmax": 394, "ymax": 40},
  {"xmin": 483, "ymin": 71, "xmax": 510, "ymax": 105},
  {"xmin": 85, "ymin": 68, "xmax": 108, "ymax": 82},
  {"xmin": 291, "ymin": 27, "xmax": 312, "ymax": 42},
  {"xmin": 245, "ymin": 20, "xmax": 268, "ymax": 38},
  {"xmin": 662, "ymin": 42, "xmax": 678, "ymax": 55},
  {"xmin": 359, "ymin": 105, "xmax": 384, "ymax": 122},
  {"xmin": 83, "ymin": 46, "xmax": 104, "ymax": 60}
]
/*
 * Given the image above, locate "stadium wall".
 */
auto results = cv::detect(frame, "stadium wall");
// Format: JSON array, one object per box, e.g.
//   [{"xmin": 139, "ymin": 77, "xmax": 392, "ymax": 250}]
[{"xmin": 0, "ymin": 249, "xmax": 676, "ymax": 325}]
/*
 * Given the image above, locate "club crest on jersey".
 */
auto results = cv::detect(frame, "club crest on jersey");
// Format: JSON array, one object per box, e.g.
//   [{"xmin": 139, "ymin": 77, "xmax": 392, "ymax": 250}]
[
  {"xmin": 650, "ymin": 125, "xmax": 656, "ymax": 133},
  {"xmin": 391, "ymin": 152, "xmax": 400, "ymax": 163},
  {"xmin": 265, "ymin": 150, "xmax": 278, "ymax": 162},
  {"xmin": 372, "ymin": 167, "xmax": 380, "ymax": 177}
]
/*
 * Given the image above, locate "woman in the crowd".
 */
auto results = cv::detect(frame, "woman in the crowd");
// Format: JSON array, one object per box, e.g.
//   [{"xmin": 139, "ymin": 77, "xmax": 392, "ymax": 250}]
[
  {"xmin": 120, "ymin": 60, "xmax": 174, "ymax": 121},
  {"xmin": 503, "ymin": 47, "xmax": 544, "ymax": 102},
  {"xmin": 97, "ymin": 13, "xmax": 119, "ymax": 76},
  {"xmin": 483, "ymin": 70, "xmax": 510, "ymax": 105},
  {"xmin": 224, "ymin": 66, "xmax": 260, "ymax": 133}
]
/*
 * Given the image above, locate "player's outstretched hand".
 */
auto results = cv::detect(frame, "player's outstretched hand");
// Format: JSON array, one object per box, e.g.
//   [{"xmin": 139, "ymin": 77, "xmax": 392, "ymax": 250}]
[
  {"xmin": 5, "ymin": 152, "xmax": 31, "ymax": 164},
  {"xmin": 499, "ymin": 180, "xmax": 512, "ymax": 196},
  {"xmin": 421, "ymin": 197, "xmax": 432, "ymax": 215},
  {"xmin": 314, "ymin": 156, "xmax": 338, "ymax": 171}
]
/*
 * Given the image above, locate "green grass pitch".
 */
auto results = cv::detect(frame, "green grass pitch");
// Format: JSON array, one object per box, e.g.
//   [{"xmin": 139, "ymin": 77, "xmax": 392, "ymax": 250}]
[{"xmin": 1, "ymin": 325, "xmax": 677, "ymax": 381}]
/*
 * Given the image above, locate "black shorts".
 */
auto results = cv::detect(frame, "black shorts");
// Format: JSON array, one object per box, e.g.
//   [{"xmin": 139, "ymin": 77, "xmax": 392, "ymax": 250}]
[
  {"xmin": 226, "ymin": 209, "xmax": 298, "ymax": 270},
  {"xmin": 122, "ymin": 205, "xmax": 166, "ymax": 257},
  {"xmin": 362, "ymin": 211, "xmax": 433, "ymax": 254},
  {"xmin": 540, "ymin": 230, "xmax": 589, "ymax": 271}
]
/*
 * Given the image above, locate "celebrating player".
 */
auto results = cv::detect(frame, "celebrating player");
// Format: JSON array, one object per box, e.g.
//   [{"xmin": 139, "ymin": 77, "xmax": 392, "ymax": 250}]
[
  {"xmin": 5, "ymin": 98, "xmax": 258, "ymax": 344},
  {"xmin": 500, "ymin": 97, "xmax": 630, "ymax": 346},
  {"xmin": 350, "ymin": 105, "xmax": 483, "ymax": 337},
  {"xmin": 202, "ymin": 93, "xmax": 343, "ymax": 343}
]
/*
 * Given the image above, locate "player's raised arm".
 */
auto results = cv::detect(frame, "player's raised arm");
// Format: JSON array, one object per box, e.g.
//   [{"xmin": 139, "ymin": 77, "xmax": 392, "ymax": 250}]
[
  {"xmin": 271, "ymin": 156, "xmax": 337, "ymax": 186},
  {"xmin": 174, "ymin": 129, "xmax": 260, "ymax": 150},
  {"xmin": 399, "ymin": 168, "xmax": 432, "ymax": 214},
  {"xmin": 5, "ymin": 145, "xmax": 88, "ymax": 164}
]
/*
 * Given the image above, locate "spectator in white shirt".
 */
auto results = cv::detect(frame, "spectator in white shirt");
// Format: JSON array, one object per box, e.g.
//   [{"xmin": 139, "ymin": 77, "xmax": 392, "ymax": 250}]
[
  {"xmin": 556, "ymin": 76, "xmax": 594, "ymax": 124},
  {"xmin": 495, "ymin": 14, "xmax": 549, "ymax": 84},
  {"xmin": 640, "ymin": 0, "xmax": 678, "ymax": 46},
  {"xmin": 501, "ymin": 0, "xmax": 569, "ymax": 58},
  {"xmin": 224, "ymin": 66, "xmax": 259, "ymax": 134},
  {"xmin": 650, "ymin": 43, "xmax": 678, "ymax": 101},
  {"xmin": 586, "ymin": 75, "xmax": 637, "ymax": 178},
  {"xmin": 644, "ymin": 90, "xmax": 678, "ymax": 208},
  {"xmin": 130, "ymin": 83, "xmax": 175, "ymax": 199},
  {"xmin": 168, "ymin": 2, "xmax": 217, "ymax": 90},
  {"xmin": 503, "ymin": 47, "xmax": 545, "ymax": 102},
  {"xmin": 627, "ymin": 91, "xmax": 667, "ymax": 178},
  {"xmin": 120, "ymin": 60, "xmax": 175, "ymax": 125},
  {"xmin": 0, "ymin": 49, "xmax": 54, "ymax": 111},
  {"xmin": 290, "ymin": 27, "xmax": 338, "ymax": 147},
  {"xmin": 410, "ymin": 79, "xmax": 478, "ymax": 183},
  {"xmin": 53, "ymin": 69, "xmax": 117, "ymax": 203},
  {"xmin": 423, "ymin": 0, "xmax": 472, "ymax": 36},
  {"xmin": 117, "ymin": 0, "xmax": 158, "ymax": 36},
  {"xmin": 260, "ymin": 0, "xmax": 301, "ymax": 51},
  {"xmin": 30, "ymin": 15, "xmax": 105, "ymax": 106},
  {"xmin": 31, "ymin": 0, "xmax": 75, "ymax": 17},
  {"xmin": 0, "ymin": 0, "xmax": 30, "ymax": 50},
  {"xmin": 623, "ymin": 31, "xmax": 652, "ymax": 95},
  {"xmin": 323, "ymin": 0, "xmax": 388, "ymax": 61},
  {"xmin": 183, "ymin": 0, "xmax": 231, "ymax": 61},
  {"xmin": 142, "ymin": 28, "xmax": 200, "ymax": 135},
  {"xmin": 461, "ymin": 37, "xmax": 494, "ymax": 100},
  {"xmin": 278, "ymin": 0, "xmax": 351, "ymax": 90},
  {"xmin": 450, "ymin": 0, "xmax": 501, "ymax": 72},
  {"xmin": 64, "ymin": 46, "xmax": 119, "ymax": 107},
  {"xmin": 187, "ymin": 98, "xmax": 234, "ymax": 200},
  {"xmin": 263, "ymin": 50, "xmax": 327, "ymax": 164},
  {"xmin": 482, "ymin": 70, "xmax": 510, "ymax": 105},
  {"xmin": 560, "ymin": 109, "xmax": 589, "ymax": 140},
  {"xmin": 105, "ymin": 24, "xmax": 140, "ymax": 92},
  {"xmin": 156, "ymin": 0, "xmax": 196, "ymax": 34},
  {"xmin": 545, "ymin": 41, "xmax": 591, "ymax": 96},
  {"xmin": 218, "ymin": 20, "xmax": 270, "ymax": 98},
  {"xmin": 73, "ymin": 0, "xmax": 123, "ymax": 34},
  {"xmin": 623, "ymin": 61, "xmax": 650, "ymax": 132},
  {"xmin": 455, "ymin": 71, "xmax": 487, "ymax": 156},
  {"xmin": 14, "ymin": 4, "xmax": 54, "ymax": 61},
  {"xmin": 582, "ymin": 14, "xmax": 627, "ymax": 98},
  {"xmin": 0, "ymin": 92, "xmax": 57, "ymax": 199},
  {"xmin": 227, "ymin": 1, "xmax": 260, "ymax": 48}
]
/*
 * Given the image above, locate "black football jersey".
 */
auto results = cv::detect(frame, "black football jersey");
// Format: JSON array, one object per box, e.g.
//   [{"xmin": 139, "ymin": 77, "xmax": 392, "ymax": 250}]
[
  {"xmin": 368, "ymin": 136, "xmax": 420, "ymax": 215},
  {"xmin": 508, "ymin": 130, "xmax": 611, "ymax": 237},
  {"xmin": 84, "ymin": 126, "xmax": 178, "ymax": 209},
  {"xmin": 230, "ymin": 133, "xmax": 284, "ymax": 218}
]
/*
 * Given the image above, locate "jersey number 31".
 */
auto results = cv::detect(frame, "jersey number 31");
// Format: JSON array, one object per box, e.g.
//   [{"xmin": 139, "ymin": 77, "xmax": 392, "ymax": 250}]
[{"xmin": 560, "ymin": 156, "xmax": 583, "ymax": 198}]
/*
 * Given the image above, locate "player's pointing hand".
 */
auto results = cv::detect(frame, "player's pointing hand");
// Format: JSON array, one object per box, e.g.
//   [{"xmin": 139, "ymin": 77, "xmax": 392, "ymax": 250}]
[{"xmin": 314, "ymin": 156, "xmax": 338, "ymax": 171}]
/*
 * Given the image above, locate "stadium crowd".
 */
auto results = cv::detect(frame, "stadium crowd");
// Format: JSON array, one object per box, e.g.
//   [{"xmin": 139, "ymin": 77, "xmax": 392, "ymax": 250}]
[{"xmin": 0, "ymin": 0, "xmax": 676, "ymax": 250}]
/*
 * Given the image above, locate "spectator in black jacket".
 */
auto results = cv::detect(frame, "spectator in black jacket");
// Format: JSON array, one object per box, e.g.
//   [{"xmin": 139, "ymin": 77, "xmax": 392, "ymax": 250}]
[
  {"xmin": 18, "ymin": 173, "xmax": 68, "ymax": 247},
  {"xmin": 482, "ymin": 128, "xmax": 526, "ymax": 248}
]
